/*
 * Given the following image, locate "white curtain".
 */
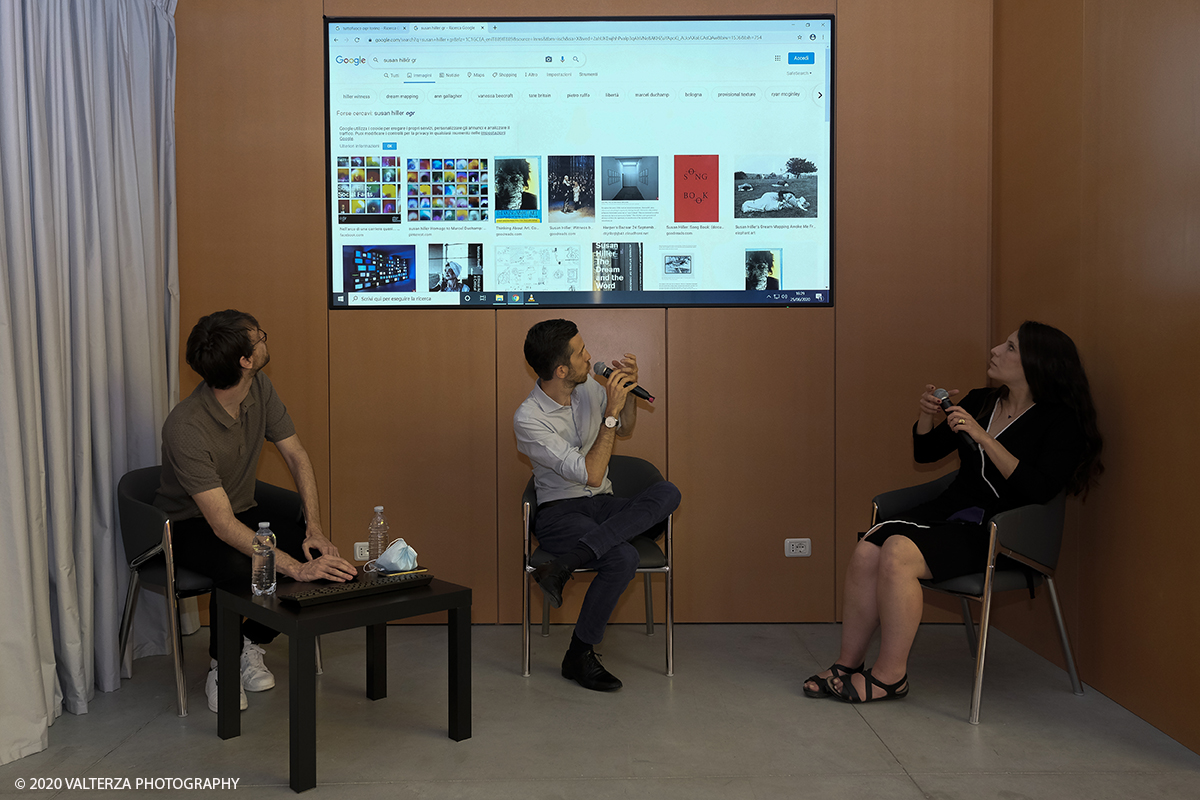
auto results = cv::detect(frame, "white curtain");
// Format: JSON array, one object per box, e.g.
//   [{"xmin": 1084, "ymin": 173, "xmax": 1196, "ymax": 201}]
[{"xmin": 0, "ymin": 0, "xmax": 178, "ymax": 765}]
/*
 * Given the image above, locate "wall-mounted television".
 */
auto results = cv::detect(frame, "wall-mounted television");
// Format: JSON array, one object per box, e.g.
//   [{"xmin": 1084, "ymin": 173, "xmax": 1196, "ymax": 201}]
[{"xmin": 325, "ymin": 16, "xmax": 834, "ymax": 309}]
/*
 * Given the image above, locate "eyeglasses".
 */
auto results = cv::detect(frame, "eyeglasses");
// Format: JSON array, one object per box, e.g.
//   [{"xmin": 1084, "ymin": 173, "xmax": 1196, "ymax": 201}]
[{"xmin": 251, "ymin": 329, "xmax": 267, "ymax": 347}]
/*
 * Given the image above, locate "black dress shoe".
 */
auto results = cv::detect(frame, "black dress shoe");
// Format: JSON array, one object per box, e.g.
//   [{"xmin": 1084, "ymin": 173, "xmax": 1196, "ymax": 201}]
[
  {"xmin": 561, "ymin": 648, "xmax": 623, "ymax": 691},
  {"xmin": 531, "ymin": 561, "xmax": 572, "ymax": 608}
]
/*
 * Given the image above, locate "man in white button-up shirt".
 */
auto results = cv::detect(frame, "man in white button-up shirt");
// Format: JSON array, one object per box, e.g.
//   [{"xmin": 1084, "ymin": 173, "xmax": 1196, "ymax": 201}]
[{"xmin": 514, "ymin": 319, "xmax": 680, "ymax": 691}]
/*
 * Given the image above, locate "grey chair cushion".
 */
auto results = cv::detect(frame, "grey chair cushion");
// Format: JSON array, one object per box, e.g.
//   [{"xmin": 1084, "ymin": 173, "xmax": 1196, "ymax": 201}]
[
  {"xmin": 523, "ymin": 454, "xmax": 671, "ymax": 572},
  {"xmin": 135, "ymin": 557, "xmax": 214, "ymax": 597},
  {"xmin": 924, "ymin": 570, "xmax": 1044, "ymax": 596},
  {"xmin": 529, "ymin": 534, "xmax": 666, "ymax": 571}
]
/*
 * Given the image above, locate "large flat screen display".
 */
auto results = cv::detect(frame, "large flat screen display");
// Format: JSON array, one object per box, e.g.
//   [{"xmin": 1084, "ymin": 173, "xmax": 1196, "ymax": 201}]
[{"xmin": 326, "ymin": 17, "xmax": 834, "ymax": 309}]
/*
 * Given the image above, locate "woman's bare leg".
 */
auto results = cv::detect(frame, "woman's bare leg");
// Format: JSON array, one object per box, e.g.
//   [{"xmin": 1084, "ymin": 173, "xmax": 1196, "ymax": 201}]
[
  {"xmin": 838, "ymin": 535, "xmax": 930, "ymax": 697},
  {"xmin": 838, "ymin": 539, "xmax": 885, "ymax": 665},
  {"xmin": 804, "ymin": 538, "xmax": 882, "ymax": 694}
]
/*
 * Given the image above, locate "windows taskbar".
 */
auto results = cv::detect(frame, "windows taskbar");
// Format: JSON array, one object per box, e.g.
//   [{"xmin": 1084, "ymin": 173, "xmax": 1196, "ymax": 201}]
[{"xmin": 329, "ymin": 289, "xmax": 832, "ymax": 308}]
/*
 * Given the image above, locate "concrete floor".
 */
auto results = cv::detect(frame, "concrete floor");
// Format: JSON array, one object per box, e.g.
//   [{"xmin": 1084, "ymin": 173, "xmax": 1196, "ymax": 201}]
[{"xmin": 3, "ymin": 623, "xmax": 1198, "ymax": 799}]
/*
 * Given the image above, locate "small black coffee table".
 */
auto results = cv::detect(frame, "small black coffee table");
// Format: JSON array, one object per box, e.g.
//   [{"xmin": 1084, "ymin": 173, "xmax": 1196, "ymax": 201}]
[{"xmin": 214, "ymin": 578, "xmax": 471, "ymax": 792}]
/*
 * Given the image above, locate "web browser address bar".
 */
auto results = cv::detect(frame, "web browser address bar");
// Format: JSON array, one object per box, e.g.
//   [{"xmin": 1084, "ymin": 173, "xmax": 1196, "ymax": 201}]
[{"xmin": 366, "ymin": 51, "xmax": 586, "ymax": 69}]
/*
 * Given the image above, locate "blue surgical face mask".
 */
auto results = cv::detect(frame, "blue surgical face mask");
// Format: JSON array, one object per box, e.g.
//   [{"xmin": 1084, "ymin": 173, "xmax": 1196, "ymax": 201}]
[{"xmin": 365, "ymin": 537, "xmax": 418, "ymax": 574}]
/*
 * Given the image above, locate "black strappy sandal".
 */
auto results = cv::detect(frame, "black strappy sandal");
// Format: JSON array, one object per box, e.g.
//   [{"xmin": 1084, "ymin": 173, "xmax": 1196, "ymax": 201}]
[
  {"xmin": 803, "ymin": 662, "xmax": 864, "ymax": 698},
  {"xmin": 826, "ymin": 668, "xmax": 909, "ymax": 703}
]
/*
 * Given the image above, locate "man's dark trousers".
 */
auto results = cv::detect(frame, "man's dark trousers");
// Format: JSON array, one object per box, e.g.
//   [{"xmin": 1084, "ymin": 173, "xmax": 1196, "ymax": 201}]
[
  {"xmin": 171, "ymin": 497, "xmax": 309, "ymax": 659},
  {"xmin": 533, "ymin": 480, "xmax": 680, "ymax": 644}
]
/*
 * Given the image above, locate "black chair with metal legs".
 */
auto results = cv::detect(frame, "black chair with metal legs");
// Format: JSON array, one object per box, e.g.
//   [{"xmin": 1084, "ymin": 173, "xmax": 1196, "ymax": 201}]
[
  {"xmin": 117, "ymin": 466, "xmax": 319, "ymax": 716},
  {"xmin": 871, "ymin": 471, "xmax": 1084, "ymax": 724},
  {"xmin": 118, "ymin": 466, "xmax": 213, "ymax": 717},
  {"xmin": 521, "ymin": 455, "xmax": 674, "ymax": 678}
]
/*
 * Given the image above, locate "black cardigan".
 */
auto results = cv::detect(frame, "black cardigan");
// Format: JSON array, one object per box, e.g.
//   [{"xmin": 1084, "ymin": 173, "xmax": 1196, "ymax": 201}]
[{"xmin": 909, "ymin": 388, "xmax": 1084, "ymax": 521}]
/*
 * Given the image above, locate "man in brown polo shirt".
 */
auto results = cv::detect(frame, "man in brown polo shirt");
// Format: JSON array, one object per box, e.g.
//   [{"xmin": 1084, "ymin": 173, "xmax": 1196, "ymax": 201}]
[{"xmin": 155, "ymin": 309, "xmax": 356, "ymax": 713}]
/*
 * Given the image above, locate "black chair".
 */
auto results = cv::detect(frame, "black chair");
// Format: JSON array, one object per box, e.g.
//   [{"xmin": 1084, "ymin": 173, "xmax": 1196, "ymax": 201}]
[
  {"xmin": 871, "ymin": 471, "xmax": 1084, "ymax": 724},
  {"xmin": 522, "ymin": 455, "xmax": 674, "ymax": 677},
  {"xmin": 117, "ymin": 466, "xmax": 306, "ymax": 716}
]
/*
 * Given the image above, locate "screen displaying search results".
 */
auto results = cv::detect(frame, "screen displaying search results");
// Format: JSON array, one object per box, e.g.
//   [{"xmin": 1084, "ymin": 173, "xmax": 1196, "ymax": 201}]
[{"xmin": 325, "ymin": 17, "xmax": 834, "ymax": 309}]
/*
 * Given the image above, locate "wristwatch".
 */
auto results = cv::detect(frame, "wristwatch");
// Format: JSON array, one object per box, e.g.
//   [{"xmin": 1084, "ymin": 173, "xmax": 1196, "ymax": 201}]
[{"xmin": 603, "ymin": 415, "xmax": 619, "ymax": 429}]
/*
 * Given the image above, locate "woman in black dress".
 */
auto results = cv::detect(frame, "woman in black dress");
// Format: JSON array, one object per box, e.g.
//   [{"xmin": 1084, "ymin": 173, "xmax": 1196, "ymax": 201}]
[{"xmin": 805, "ymin": 321, "xmax": 1104, "ymax": 703}]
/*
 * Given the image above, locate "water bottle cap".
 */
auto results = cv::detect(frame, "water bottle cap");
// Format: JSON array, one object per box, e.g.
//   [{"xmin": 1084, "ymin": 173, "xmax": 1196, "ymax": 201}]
[
  {"xmin": 258, "ymin": 522, "xmax": 270, "ymax": 528},
  {"xmin": 374, "ymin": 506, "xmax": 384, "ymax": 512}
]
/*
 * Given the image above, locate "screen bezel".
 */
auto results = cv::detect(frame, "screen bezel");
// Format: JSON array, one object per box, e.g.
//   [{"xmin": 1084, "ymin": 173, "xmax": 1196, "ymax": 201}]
[{"xmin": 324, "ymin": 15, "xmax": 836, "ymax": 310}]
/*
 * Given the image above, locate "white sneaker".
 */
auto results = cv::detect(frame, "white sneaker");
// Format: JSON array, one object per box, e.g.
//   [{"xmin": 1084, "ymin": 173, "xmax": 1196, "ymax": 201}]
[
  {"xmin": 206, "ymin": 660, "xmax": 248, "ymax": 713},
  {"xmin": 240, "ymin": 637, "xmax": 276, "ymax": 692}
]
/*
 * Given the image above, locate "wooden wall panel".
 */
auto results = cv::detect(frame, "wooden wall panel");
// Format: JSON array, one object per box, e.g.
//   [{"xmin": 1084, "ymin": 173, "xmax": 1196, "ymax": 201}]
[
  {"xmin": 667, "ymin": 309, "xmax": 836, "ymax": 621},
  {"xmin": 991, "ymin": 0, "xmax": 1085, "ymax": 336},
  {"xmin": 496, "ymin": 309, "xmax": 667, "ymax": 625},
  {"xmin": 1074, "ymin": 0, "xmax": 1200, "ymax": 753},
  {"xmin": 992, "ymin": 0, "xmax": 1200, "ymax": 755},
  {"xmin": 989, "ymin": 0, "xmax": 1087, "ymax": 674},
  {"xmin": 175, "ymin": 0, "xmax": 331, "ymax": 523},
  {"xmin": 329, "ymin": 311, "xmax": 499, "ymax": 622},
  {"xmin": 833, "ymin": 0, "xmax": 994, "ymax": 620}
]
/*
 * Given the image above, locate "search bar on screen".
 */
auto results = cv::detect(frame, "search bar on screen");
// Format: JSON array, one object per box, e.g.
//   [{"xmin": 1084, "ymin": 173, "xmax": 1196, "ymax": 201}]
[{"xmin": 367, "ymin": 51, "xmax": 586, "ymax": 69}]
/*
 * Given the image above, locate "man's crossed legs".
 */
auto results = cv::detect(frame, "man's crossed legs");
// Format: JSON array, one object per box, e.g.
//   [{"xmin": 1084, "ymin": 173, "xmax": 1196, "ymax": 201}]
[{"xmin": 532, "ymin": 480, "xmax": 681, "ymax": 691}]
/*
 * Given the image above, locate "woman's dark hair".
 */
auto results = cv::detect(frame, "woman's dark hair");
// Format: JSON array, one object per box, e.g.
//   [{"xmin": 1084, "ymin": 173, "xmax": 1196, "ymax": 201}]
[
  {"xmin": 1007, "ymin": 320, "xmax": 1104, "ymax": 497},
  {"xmin": 524, "ymin": 319, "xmax": 578, "ymax": 382},
  {"xmin": 185, "ymin": 310, "xmax": 259, "ymax": 390}
]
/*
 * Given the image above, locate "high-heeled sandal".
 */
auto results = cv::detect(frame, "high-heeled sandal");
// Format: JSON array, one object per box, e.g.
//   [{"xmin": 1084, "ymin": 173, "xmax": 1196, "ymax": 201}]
[
  {"xmin": 827, "ymin": 668, "xmax": 909, "ymax": 703},
  {"xmin": 803, "ymin": 662, "xmax": 864, "ymax": 698}
]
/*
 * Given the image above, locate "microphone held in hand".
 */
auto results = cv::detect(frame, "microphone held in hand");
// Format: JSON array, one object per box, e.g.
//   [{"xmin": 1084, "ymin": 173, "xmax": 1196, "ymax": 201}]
[
  {"xmin": 594, "ymin": 363, "xmax": 654, "ymax": 403},
  {"xmin": 933, "ymin": 388, "xmax": 977, "ymax": 451}
]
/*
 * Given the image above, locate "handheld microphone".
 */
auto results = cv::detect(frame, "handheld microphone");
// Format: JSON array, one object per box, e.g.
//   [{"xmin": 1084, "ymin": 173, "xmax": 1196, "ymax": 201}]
[
  {"xmin": 594, "ymin": 363, "xmax": 655, "ymax": 403},
  {"xmin": 933, "ymin": 388, "xmax": 977, "ymax": 451}
]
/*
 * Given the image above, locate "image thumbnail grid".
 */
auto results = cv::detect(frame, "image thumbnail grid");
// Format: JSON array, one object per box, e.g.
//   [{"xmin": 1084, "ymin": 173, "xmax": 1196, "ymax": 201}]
[
  {"xmin": 406, "ymin": 157, "xmax": 489, "ymax": 222},
  {"xmin": 336, "ymin": 155, "xmax": 403, "ymax": 216}
]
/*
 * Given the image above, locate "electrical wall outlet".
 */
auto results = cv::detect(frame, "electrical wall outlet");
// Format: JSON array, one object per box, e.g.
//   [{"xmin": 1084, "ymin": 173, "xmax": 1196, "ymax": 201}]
[
  {"xmin": 785, "ymin": 537, "xmax": 811, "ymax": 558},
  {"xmin": 354, "ymin": 541, "xmax": 370, "ymax": 561}
]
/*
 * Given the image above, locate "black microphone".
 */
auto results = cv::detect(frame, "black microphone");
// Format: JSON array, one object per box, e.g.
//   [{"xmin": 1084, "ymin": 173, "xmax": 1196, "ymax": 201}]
[
  {"xmin": 594, "ymin": 363, "xmax": 655, "ymax": 403},
  {"xmin": 933, "ymin": 388, "xmax": 977, "ymax": 450}
]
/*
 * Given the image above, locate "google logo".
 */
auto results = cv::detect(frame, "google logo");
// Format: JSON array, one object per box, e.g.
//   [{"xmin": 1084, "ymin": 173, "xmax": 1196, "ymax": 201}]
[{"xmin": 335, "ymin": 55, "xmax": 366, "ymax": 66}]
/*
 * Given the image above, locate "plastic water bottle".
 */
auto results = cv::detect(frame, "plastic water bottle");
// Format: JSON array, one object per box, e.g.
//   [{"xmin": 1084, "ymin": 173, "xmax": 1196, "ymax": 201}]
[
  {"xmin": 251, "ymin": 522, "xmax": 276, "ymax": 596},
  {"xmin": 368, "ymin": 506, "xmax": 389, "ymax": 562}
]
